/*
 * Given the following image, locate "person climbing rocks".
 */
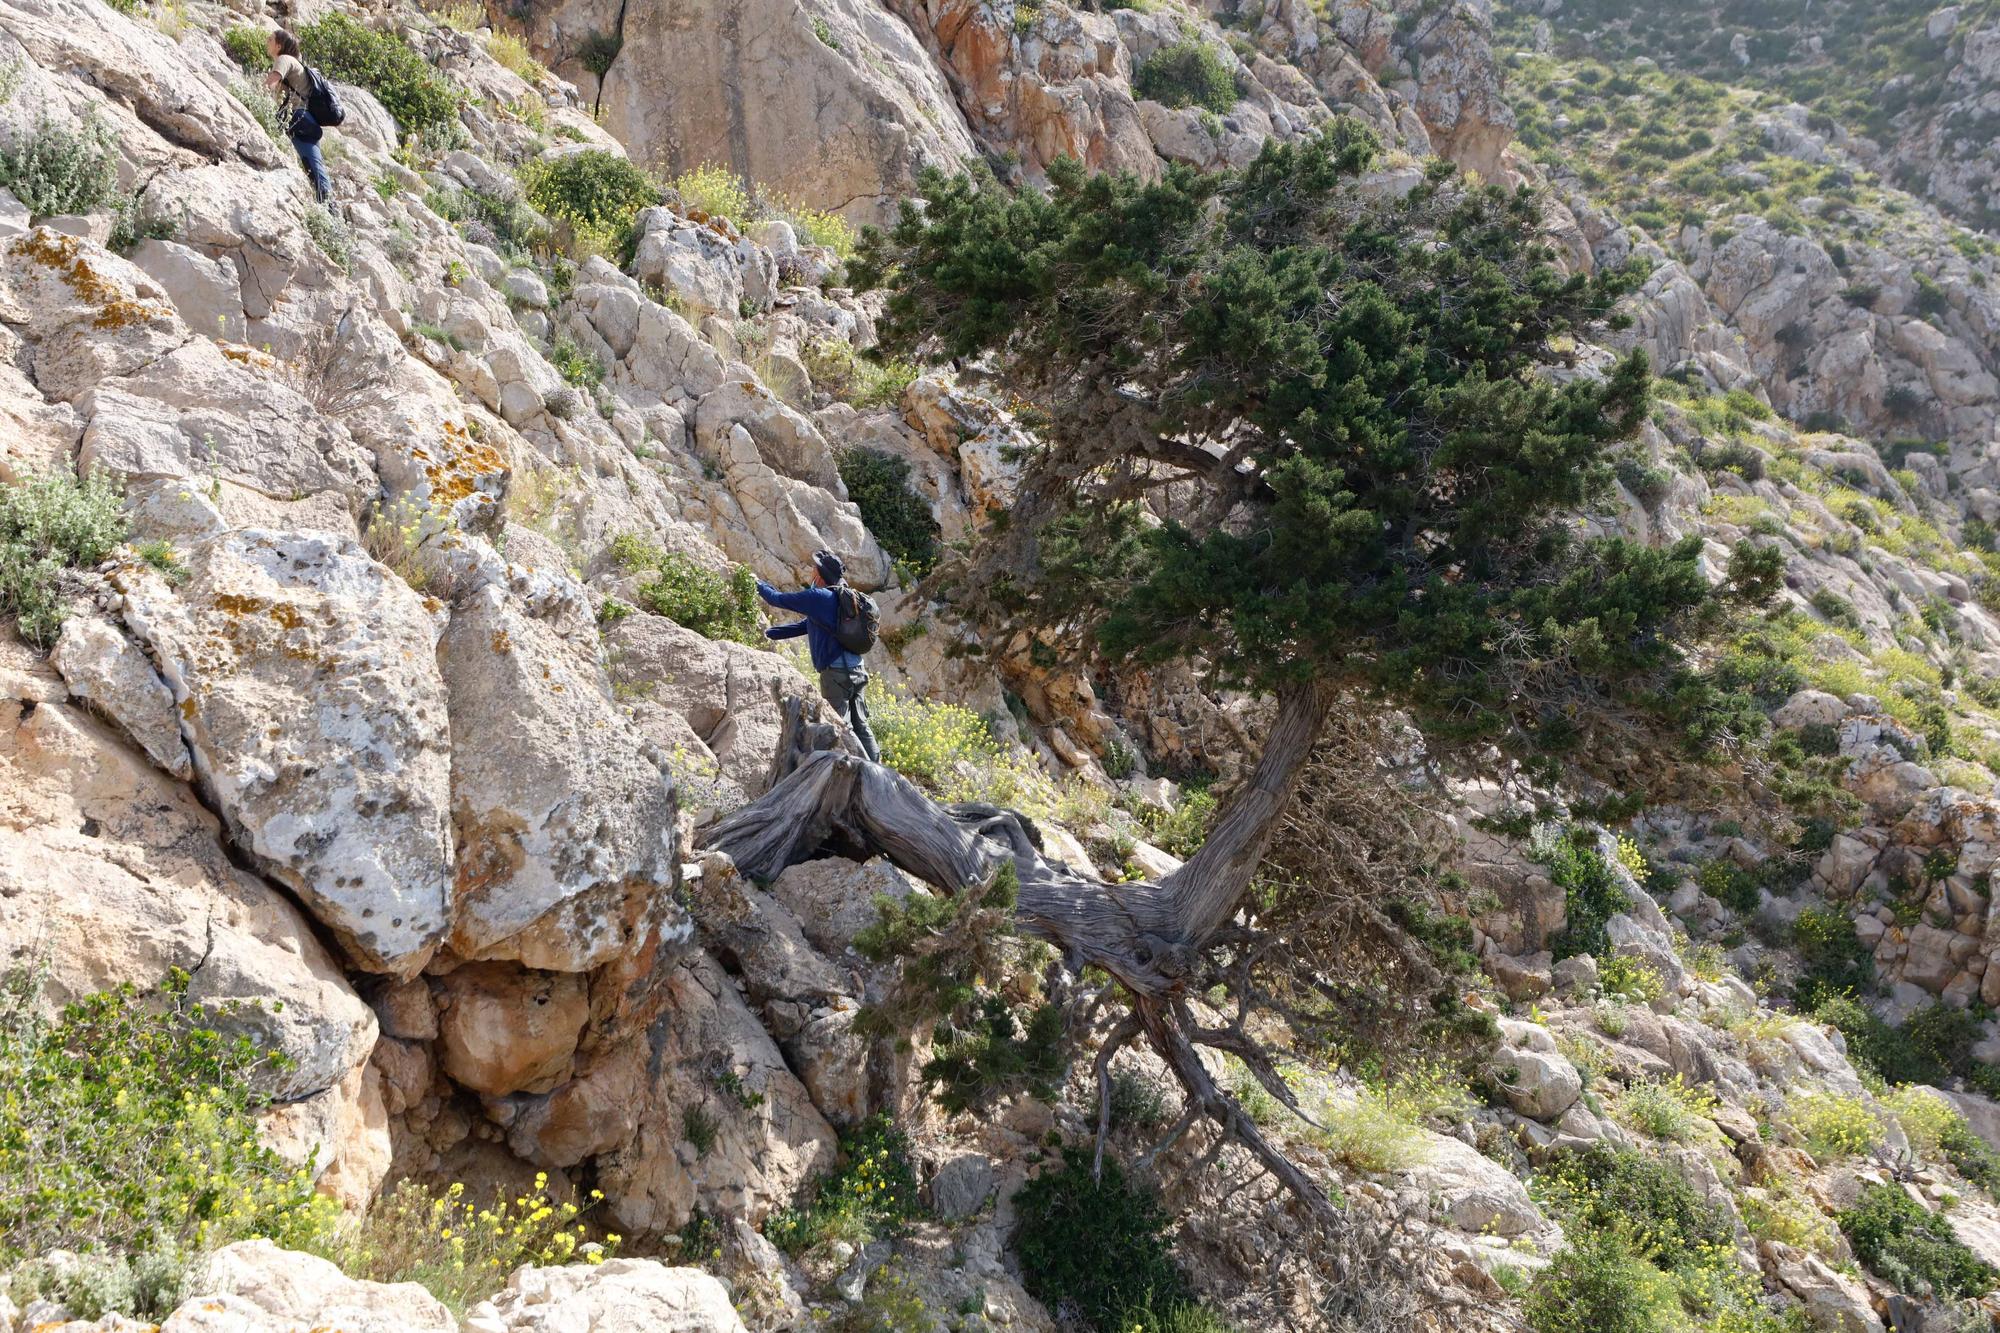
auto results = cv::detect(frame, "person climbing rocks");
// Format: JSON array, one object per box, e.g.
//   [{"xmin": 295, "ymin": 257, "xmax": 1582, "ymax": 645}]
[
  {"xmin": 757, "ymin": 549, "xmax": 882, "ymax": 764},
  {"xmin": 263, "ymin": 27, "xmax": 340, "ymax": 207}
]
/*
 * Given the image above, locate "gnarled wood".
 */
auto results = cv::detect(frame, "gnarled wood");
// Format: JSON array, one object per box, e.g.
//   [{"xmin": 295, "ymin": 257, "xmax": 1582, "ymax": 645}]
[{"xmin": 696, "ymin": 686, "xmax": 1344, "ymax": 1219}]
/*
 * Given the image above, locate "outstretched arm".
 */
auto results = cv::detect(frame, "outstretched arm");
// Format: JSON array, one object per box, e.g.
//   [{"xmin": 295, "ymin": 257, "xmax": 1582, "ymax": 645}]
[
  {"xmin": 756, "ymin": 579, "xmax": 824, "ymax": 614},
  {"xmin": 766, "ymin": 620, "xmax": 807, "ymax": 641}
]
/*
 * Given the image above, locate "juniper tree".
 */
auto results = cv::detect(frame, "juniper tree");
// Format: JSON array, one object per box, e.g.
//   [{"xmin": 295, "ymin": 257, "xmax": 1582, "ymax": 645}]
[{"xmin": 714, "ymin": 123, "xmax": 1774, "ymax": 1218}]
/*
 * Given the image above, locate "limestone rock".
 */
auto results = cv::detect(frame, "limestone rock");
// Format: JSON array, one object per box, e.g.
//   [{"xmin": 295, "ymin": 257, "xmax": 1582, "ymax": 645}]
[
  {"xmin": 1490, "ymin": 1019, "xmax": 1583, "ymax": 1120},
  {"xmin": 182, "ymin": 1240, "xmax": 456, "ymax": 1332},
  {"xmin": 481, "ymin": 1258, "xmax": 747, "ymax": 1333},
  {"xmin": 437, "ymin": 962, "xmax": 591, "ymax": 1096},
  {"xmin": 440, "ymin": 585, "xmax": 687, "ymax": 974},
  {"xmin": 50, "ymin": 611, "xmax": 192, "ymax": 779},
  {"xmin": 118, "ymin": 531, "xmax": 454, "ymax": 977}
]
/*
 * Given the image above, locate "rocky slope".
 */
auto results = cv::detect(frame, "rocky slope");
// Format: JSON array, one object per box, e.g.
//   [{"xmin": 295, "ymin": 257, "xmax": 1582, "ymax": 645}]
[{"xmin": 13, "ymin": 1, "xmax": 2000, "ymax": 1332}]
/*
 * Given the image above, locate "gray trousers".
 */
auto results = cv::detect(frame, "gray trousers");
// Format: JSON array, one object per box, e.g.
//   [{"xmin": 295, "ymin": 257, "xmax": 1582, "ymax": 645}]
[{"xmin": 818, "ymin": 665, "xmax": 881, "ymax": 763}]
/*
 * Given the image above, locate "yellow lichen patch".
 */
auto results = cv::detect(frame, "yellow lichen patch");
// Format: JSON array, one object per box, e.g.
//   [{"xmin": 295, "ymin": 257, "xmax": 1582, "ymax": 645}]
[
  {"xmin": 415, "ymin": 418, "xmax": 507, "ymax": 507},
  {"xmin": 12, "ymin": 229, "xmax": 173, "ymax": 333},
  {"xmin": 490, "ymin": 628, "xmax": 512, "ymax": 653},
  {"xmin": 220, "ymin": 342, "xmax": 279, "ymax": 371}
]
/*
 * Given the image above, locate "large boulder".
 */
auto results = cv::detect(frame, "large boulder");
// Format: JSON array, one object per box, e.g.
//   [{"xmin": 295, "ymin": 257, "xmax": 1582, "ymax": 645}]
[
  {"xmin": 0, "ymin": 661, "xmax": 376, "ymax": 1105},
  {"xmin": 117, "ymin": 532, "xmax": 455, "ymax": 977},
  {"xmin": 439, "ymin": 586, "xmax": 686, "ymax": 974},
  {"xmin": 1490, "ymin": 1019, "xmax": 1583, "ymax": 1121},
  {"xmin": 171, "ymin": 1240, "xmax": 456, "ymax": 1332},
  {"xmin": 471, "ymin": 1258, "xmax": 747, "ymax": 1333},
  {"xmin": 525, "ymin": 0, "xmax": 979, "ymax": 225},
  {"xmin": 437, "ymin": 962, "xmax": 592, "ymax": 1097}
]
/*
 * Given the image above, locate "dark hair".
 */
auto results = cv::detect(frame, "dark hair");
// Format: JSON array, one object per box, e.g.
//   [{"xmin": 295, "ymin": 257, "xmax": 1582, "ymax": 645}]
[{"xmin": 272, "ymin": 27, "xmax": 301, "ymax": 58}]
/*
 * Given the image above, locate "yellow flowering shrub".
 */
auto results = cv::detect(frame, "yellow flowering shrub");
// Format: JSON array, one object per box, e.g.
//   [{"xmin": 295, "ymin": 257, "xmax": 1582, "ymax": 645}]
[
  {"xmin": 305, "ymin": 1175, "xmax": 619, "ymax": 1314},
  {"xmin": 764, "ymin": 1116, "xmax": 918, "ymax": 1256},
  {"xmin": 1618, "ymin": 1074, "xmax": 1717, "ymax": 1142},
  {"xmin": 869, "ymin": 689, "xmax": 1062, "ymax": 822},
  {"xmin": 0, "ymin": 967, "xmax": 338, "ymax": 1319},
  {"xmin": 1787, "ymin": 1090, "xmax": 1885, "ymax": 1161},
  {"xmin": 1613, "ymin": 834, "xmax": 1650, "ymax": 885}
]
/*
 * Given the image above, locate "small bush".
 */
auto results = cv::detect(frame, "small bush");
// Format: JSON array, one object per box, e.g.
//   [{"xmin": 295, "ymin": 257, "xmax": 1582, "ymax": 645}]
[
  {"xmin": 1531, "ymin": 1146, "xmax": 1733, "ymax": 1267},
  {"xmin": 802, "ymin": 338, "xmax": 920, "ymax": 408},
  {"xmin": 1013, "ymin": 1153, "xmax": 1185, "ymax": 1330},
  {"xmin": 1788, "ymin": 1090, "xmax": 1885, "ymax": 1160},
  {"xmin": 1619, "ymin": 1074, "xmax": 1715, "ymax": 1142},
  {"xmin": 870, "ymin": 689, "xmax": 1061, "ymax": 820},
  {"xmin": 229, "ymin": 79, "xmax": 287, "ymax": 146},
  {"xmin": 521, "ymin": 149, "xmax": 658, "ymax": 257},
  {"xmin": 838, "ymin": 448, "xmax": 940, "ymax": 575},
  {"xmin": 1522, "ymin": 1230, "xmax": 1684, "ymax": 1333},
  {"xmin": 1886, "ymin": 1085, "xmax": 1962, "ymax": 1155},
  {"xmin": 0, "ymin": 969, "xmax": 334, "ymax": 1289},
  {"xmin": 633, "ymin": 554, "xmax": 761, "ymax": 643},
  {"xmin": 672, "ymin": 162, "xmax": 752, "ymax": 225},
  {"xmin": 222, "ymin": 25, "xmax": 271, "ymax": 71},
  {"xmin": 1534, "ymin": 826, "xmax": 1630, "ymax": 961},
  {"xmin": 305, "ymin": 1176, "xmax": 615, "ymax": 1315},
  {"xmin": 0, "ymin": 112, "xmax": 117, "ymax": 218},
  {"xmin": 1312, "ymin": 1086, "xmax": 1428, "ymax": 1172},
  {"xmin": 547, "ymin": 332, "xmax": 605, "ymax": 388},
  {"xmin": 1598, "ymin": 953, "xmax": 1664, "ymax": 1002},
  {"xmin": 1840, "ymin": 1182, "xmax": 1998, "ymax": 1300},
  {"xmin": 924, "ymin": 996, "xmax": 1066, "ymax": 1113},
  {"xmin": 301, "ymin": 14, "xmax": 462, "ymax": 140},
  {"xmin": 681, "ymin": 1104, "xmax": 719, "ymax": 1157},
  {"xmin": 1142, "ymin": 785, "xmax": 1218, "ymax": 860},
  {"xmin": 765, "ymin": 1116, "xmax": 919, "ymax": 1256},
  {"xmin": 0, "ymin": 469, "xmax": 128, "ymax": 648},
  {"xmin": 486, "ymin": 31, "xmax": 545, "ymax": 82},
  {"xmin": 1133, "ymin": 39, "xmax": 1238, "ymax": 113},
  {"xmin": 1109, "ymin": 1068, "xmax": 1169, "ymax": 1130},
  {"xmin": 1792, "ymin": 907, "xmax": 1872, "ymax": 1007}
]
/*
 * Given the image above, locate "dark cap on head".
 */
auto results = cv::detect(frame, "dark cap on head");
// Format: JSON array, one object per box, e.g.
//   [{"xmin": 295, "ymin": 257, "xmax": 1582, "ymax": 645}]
[{"xmin": 813, "ymin": 549, "xmax": 844, "ymax": 584}]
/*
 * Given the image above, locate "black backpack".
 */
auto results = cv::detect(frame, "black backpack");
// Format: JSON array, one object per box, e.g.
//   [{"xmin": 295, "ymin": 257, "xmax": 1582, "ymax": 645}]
[
  {"xmin": 305, "ymin": 66, "xmax": 346, "ymax": 127},
  {"xmin": 831, "ymin": 585, "xmax": 878, "ymax": 654}
]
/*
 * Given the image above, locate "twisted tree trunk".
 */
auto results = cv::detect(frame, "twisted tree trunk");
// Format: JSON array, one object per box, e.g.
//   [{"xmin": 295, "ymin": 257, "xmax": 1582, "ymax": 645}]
[{"xmin": 696, "ymin": 679, "xmax": 1342, "ymax": 1218}]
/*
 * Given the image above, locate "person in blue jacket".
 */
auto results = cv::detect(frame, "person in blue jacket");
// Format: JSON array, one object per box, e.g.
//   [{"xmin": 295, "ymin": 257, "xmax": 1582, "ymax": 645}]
[{"xmin": 757, "ymin": 549, "xmax": 881, "ymax": 763}]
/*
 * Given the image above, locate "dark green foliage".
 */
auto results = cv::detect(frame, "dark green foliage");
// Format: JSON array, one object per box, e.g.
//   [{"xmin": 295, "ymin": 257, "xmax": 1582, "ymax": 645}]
[
  {"xmin": 923, "ymin": 997, "xmax": 1067, "ymax": 1113},
  {"xmin": 547, "ymin": 333, "xmax": 604, "ymax": 388},
  {"xmin": 1941, "ymin": 1117, "xmax": 2000, "ymax": 1194},
  {"xmin": 1810, "ymin": 994, "xmax": 1940, "ymax": 1086},
  {"xmin": 1013, "ymin": 1153, "xmax": 1185, "ymax": 1331},
  {"xmin": 631, "ymin": 553, "xmax": 762, "ymax": 643},
  {"xmin": 1905, "ymin": 1002, "xmax": 1982, "ymax": 1081},
  {"xmin": 1792, "ymin": 906, "xmax": 1873, "ymax": 1009},
  {"xmin": 520, "ymin": 149, "xmax": 659, "ymax": 245},
  {"xmin": 1530, "ymin": 1146, "xmax": 1734, "ymax": 1265},
  {"xmin": 838, "ymin": 448, "xmax": 941, "ymax": 575},
  {"xmin": 1698, "ymin": 858, "xmax": 1761, "ymax": 915},
  {"xmin": 1133, "ymin": 39, "xmax": 1239, "ymax": 114},
  {"xmin": 1522, "ymin": 1230, "xmax": 1684, "ymax": 1333},
  {"xmin": 1537, "ymin": 830, "xmax": 1630, "ymax": 961},
  {"xmin": 222, "ymin": 25, "xmax": 271, "ymax": 71},
  {"xmin": 1839, "ymin": 1182, "xmax": 1998, "ymax": 1300},
  {"xmin": 765, "ymin": 1116, "xmax": 921, "ymax": 1256},
  {"xmin": 853, "ymin": 126, "xmax": 1756, "ymax": 771},
  {"xmin": 576, "ymin": 29, "xmax": 623, "ymax": 78},
  {"xmin": 301, "ymin": 14, "xmax": 461, "ymax": 140}
]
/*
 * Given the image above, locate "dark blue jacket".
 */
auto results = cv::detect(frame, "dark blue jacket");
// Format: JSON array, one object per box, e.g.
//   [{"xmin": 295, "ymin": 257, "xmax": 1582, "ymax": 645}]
[{"xmin": 757, "ymin": 580, "xmax": 863, "ymax": 671}]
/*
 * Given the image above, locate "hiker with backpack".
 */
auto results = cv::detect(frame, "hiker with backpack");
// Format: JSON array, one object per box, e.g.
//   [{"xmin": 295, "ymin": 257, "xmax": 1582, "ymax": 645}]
[
  {"xmin": 757, "ymin": 549, "xmax": 882, "ymax": 764},
  {"xmin": 263, "ymin": 28, "xmax": 345, "ymax": 207}
]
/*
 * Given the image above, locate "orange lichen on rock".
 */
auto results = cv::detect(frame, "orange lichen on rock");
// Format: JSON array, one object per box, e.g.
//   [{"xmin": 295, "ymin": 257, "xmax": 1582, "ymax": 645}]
[
  {"xmin": 12, "ymin": 229, "xmax": 174, "ymax": 333},
  {"xmin": 409, "ymin": 418, "xmax": 507, "ymax": 507}
]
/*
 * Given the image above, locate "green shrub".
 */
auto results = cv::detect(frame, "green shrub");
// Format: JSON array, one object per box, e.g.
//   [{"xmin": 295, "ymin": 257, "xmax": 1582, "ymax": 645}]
[
  {"xmin": 631, "ymin": 553, "xmax": 761, "ymax": 643},
  {"xmin": 1142, "ymin": 784, "xmax": 1218, "ymax": 860},
  {"xmin": 923, "ymin": 996, "xmax": 1067, "ymax": 1113},
  {"xmin": 0, "ymin": 469, "xmax": 128, "ymax": 648},
  {"xmin": 1535, "ymin": 828, "xmax": 1630, "ymax": 961},
  {"xmin": 801, "ymin": 338, "xmax": 919, "ymax": 408},
  {"xmin": 0, "ymin": 969, "xmax": 334, "ymax": 1303},
  {"xmin": 222, "ymin": 25, "xmax": 271, "ymax": 70},
  {"xmin": 521, "ymin": 150, "xmax": 658, "ymax": 257},
  {"xmin": 1904, "ymin": 1002, "xmax": 1981, "ymax": 1081},
  {"xmin": 1013, "ymin": 1153, "xmax": 1185, "ymax": 1330},
  {"xmin": 301, "ymin": 14, "xmax": 462, "ymax": 140},
  {"xmin": 1619, "ymin": 1075, "xmax": 1715, "ymax": 1142},
  {"xmin": 1787, "ymin": 1090, "xmax": 1884, "ymax": 1160},
  {"xmin": 1522, "ymin": 1230, "xmax": 1683, "ymax": 1333},
  {"xmin": 1108, "ymin": 1067, "xmax": 1169, "ymax": 1130},
  {"xmin": 671, "ymin": 162, "xmax": 752, "ymax": 225},
  {"xmin": 870, "ymin": 689, "xmax": 1062, "ymax": 819},
  {"xmin": 765, "ymin": 1116, "xmax": 920, "ymax": 1256},
  {"xmin": 547, "ymin": 332, "xmax": 605, "ymax": 388},
  {"xmin": 1133, "ymin": 39, "xmax": 1238, "ymax": 113},
  {"xmin": 1598, "ymin": 953, "xmax": 1664, "ymax": 1002},
  {"xmin": 1811, "ymin": 994, "xmax": 1936, "ymax": 1085},
  {"xmin": 229, "ymin": 79, "xmax": 287, "ymax": 146},
  {"xmin": 1792, "ymin": 907, "xmax": 1872, "ymax": 1007},
  {"xmin": 838, "ymin": 448, "xmax": 940, "ymax": 575},
  {"xmin": 1533, "ymin": 1147, "xmax": 1733, "ymax": 1266},
  {"xmin": 1114, "ymin": 1298, "xmax": 1238, "ymax": 1333},
  {"xmin": 1839, "ymin": 1182, "xmax": 1998, "ymax": 1300},
  {"xmin": 0, "ymin": 112, "xmax": 117, "ymax": 218}
]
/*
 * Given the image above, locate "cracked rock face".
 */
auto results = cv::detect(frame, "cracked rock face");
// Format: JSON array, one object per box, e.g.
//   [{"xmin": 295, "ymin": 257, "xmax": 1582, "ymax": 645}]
[{"xmin": 117, "ymin": 530, "xmax": 455, "ymax": 978}]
